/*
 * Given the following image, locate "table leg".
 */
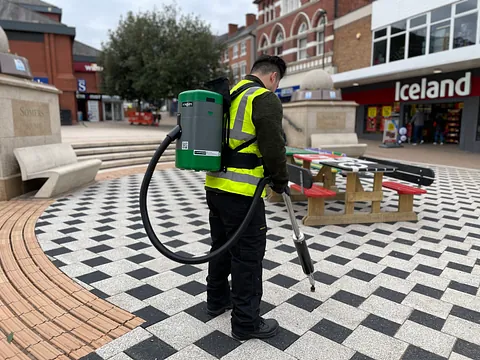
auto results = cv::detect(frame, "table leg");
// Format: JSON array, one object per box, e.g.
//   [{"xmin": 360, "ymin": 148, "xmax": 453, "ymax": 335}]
[
  {"xmin": 345, "ymin": 173, "xmax": 356, "ymax": 215},
  {"xmin": 371, "ymin": 173, "xmax": 383, "ymax": 213}
]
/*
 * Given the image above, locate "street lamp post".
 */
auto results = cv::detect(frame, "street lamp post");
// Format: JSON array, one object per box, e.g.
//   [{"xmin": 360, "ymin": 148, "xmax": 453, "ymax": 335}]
[{"xmin": 319, "ymin": 10, "xmax": 327, "ymax": 69}]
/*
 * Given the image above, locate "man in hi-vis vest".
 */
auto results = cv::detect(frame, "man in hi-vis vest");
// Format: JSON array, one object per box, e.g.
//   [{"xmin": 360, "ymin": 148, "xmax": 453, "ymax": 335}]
[{"xmin": 204, "ymin": 55, "xmax": 289, "ymax": 340}]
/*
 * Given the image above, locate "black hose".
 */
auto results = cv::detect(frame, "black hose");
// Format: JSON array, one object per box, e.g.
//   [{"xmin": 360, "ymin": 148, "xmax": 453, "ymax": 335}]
[{"xmin": 139, "ymin": 126, "xmax": 270, "ymax": 265}]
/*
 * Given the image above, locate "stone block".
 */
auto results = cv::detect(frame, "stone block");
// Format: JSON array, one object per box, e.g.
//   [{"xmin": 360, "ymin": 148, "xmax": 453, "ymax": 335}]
[{"xmin": 0, "ymin": 73, "xmax": 62, "ymax": 201}]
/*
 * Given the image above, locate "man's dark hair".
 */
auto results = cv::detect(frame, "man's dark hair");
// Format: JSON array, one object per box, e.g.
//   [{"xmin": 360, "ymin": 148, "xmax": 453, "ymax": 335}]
[{"xmin": 250, "ymin": 55, "xmax": 286, "ymax": 79}]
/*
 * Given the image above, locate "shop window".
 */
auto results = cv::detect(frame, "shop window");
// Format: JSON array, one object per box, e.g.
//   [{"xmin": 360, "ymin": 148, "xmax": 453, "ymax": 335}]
[
  {"xmin": 453, "ymin": 12, "xmax": 478, "ymax": 48},
  {"xmin": 373, "ymin": 40, "xmax": 387, "ymax": 65},
  {"xmin": 430, "ymin": 20, "xmax": 451, "ymax": 53},
  {"xmin": 371, "ymin": 0, "xmax": 479, "ymax": 63},
  {"xmin": 390, "ymin": 34, "xmax": 406, "ymax": 62},
  {"xmin": 410, "ymin": 14, "xmax": 427, "ymax": 28},
  {"xmin": 388, "ymin": 20, "xmax": 406, "ymax": 62},
  {"xmin": 364, "ymin": 104, "xmax": 400, "ymax": 134},
  {"xmin": 456, "ymin": 0, "xmax": 478, "ymax": 15},
  {"xmin": 374, "ymin": 28, "xmax": 387, "ymax": 39},
  {"xmin": 391, "ymin": 20, "xmax": 407, "ymax": 35},
  {"xmin": 408, "ymin": 27, "xmax": 427, "ymax": 58},
  {"xmin": 432, "ymin": 4, "xmax": 452, "ymax": 22}
]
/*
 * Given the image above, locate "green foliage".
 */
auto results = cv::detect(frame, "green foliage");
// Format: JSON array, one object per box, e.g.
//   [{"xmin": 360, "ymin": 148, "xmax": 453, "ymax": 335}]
[{"xmin": 98, "ymin": 4, "xmax": 228, "ymax": 103}]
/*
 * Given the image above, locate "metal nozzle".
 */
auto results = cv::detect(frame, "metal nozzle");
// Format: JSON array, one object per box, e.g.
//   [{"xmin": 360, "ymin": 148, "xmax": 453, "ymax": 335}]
[{"xmin": 308, "ymin": 274, "xmax": 316, "ymax": 292}]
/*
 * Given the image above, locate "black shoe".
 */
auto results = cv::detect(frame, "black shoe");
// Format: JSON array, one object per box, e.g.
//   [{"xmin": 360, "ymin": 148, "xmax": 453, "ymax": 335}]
[
  {"xmin": 232, "ymin": 318, "xmax": 279, "ymax": 341},
  {"xmin": 207, "ymin": 303, "xmax": 232, "ymax": 316}
]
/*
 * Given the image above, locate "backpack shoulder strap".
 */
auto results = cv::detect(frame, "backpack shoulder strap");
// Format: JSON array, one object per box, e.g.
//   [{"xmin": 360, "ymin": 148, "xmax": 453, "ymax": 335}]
[{"xmin": 230, "ymin": 82, "xmax": 260, "ymax": 102}]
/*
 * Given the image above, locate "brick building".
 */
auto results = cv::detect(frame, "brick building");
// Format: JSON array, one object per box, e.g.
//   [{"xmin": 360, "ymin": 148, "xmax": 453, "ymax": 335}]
[
  {"xmin": 332, "ymin": 3, "xmax": 373, "ymax": 73},
  {"xmin": 0, "ymin": 0, "xmax": 123, "ymax": 124},
  {"xmin": 250, "ymin": 0, "xmax": 372, "ymax": 100},
  {"xmin": 219, "ymin": 14, "xmax": 258, "ymax": 84}
]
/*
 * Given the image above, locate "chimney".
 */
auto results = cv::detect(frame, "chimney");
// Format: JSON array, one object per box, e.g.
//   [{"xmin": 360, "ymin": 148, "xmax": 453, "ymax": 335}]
[
  {"xmin": 228, "ymin": 24, "xmax": 238, "ymax": 36},
  {"xmin": 246, "ymin": 13, "xmax": 256, "ymax": 27}
]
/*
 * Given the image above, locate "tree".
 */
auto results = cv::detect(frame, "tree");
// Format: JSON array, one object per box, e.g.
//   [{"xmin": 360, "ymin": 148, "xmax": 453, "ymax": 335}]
[{"xmin": 98, "ymin": 4, "xmax": 228, "ymax": 104}]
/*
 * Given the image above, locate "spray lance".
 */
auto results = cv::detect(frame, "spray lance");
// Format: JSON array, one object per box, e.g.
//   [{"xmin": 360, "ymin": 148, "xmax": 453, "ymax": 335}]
[{"xmin": 139, "ymin": 78, "xmax": 316, "ymax": 292}]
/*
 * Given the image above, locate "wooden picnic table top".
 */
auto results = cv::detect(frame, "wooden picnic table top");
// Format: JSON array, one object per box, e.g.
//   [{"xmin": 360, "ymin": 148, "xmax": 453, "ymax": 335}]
[
  {"xmin": 293, "ymin": 153, "xmax": 343, "ymax": 161},
  {"xmin": 285, "ymin": 147, "xmax": 318, "ymax": 156},
  {"xmin": 293, "ymin": 153, "xmax": 397, "ymax": 173}
]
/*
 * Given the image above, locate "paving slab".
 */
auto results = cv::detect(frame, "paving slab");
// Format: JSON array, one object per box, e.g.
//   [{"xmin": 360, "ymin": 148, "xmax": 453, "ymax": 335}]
[{"xmin": 29, "ymin": 164, "xmax": 480, "ymax": 359}]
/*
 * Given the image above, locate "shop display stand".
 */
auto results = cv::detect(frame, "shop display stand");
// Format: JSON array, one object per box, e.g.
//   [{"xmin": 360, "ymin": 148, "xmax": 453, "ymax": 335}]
[{"xmin": 445, "ymin": 109, "xmax": 461, "ymax": 144}]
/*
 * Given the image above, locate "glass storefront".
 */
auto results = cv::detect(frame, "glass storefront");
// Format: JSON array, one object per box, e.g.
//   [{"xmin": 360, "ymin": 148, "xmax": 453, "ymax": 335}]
[
  {"xmin": 102, "ymin": 97, "xmax": 124, "ymax": 121},
  {"xmin": 364, "ymin": 103, "xmax": 401, "ymax": 134},
  {"xmin": 363, "ymin": 101, "xmax": 464, "ymax": 145}
]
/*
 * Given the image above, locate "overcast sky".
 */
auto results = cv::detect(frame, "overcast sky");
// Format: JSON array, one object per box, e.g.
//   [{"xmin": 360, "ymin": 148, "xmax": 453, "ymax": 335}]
[{"xmin": 48, "ymin": 0, "xmax": 257, "ymax": 50}]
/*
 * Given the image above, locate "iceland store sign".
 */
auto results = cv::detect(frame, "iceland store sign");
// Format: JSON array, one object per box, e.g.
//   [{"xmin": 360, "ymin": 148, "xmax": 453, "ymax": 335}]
[{"xmin": 395, "ymin": 72, "xmax": 471, "ymax": 101}]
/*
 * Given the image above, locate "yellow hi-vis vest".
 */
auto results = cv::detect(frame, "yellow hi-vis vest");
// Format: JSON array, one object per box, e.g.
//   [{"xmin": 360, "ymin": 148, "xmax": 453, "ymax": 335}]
[{"xmin": 205, "ymin": 79, "xmax": 270, "ymax": 197}]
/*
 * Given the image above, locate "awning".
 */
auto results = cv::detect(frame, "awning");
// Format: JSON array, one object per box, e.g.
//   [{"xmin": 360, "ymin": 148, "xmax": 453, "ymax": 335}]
[
  {"xmin": 276, "ymin": 72, "xmax": 305, "ymax": 97},
  {"xmin": 279, "ymin": 71, "xmax": 306, "ymax": 88}
]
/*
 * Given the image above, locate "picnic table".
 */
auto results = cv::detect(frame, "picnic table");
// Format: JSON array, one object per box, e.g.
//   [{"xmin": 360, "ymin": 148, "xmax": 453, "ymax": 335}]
[
  {"xmin": 267, "ymin": 148, "xmax": 342, "ymax": 202},
  {"xmin": 287, "ymin": 154, "xmax": 427, "ymax": 225},
  {"xmin": 285, "ymin": 147, "xmax": 317, "ymax": 163}
]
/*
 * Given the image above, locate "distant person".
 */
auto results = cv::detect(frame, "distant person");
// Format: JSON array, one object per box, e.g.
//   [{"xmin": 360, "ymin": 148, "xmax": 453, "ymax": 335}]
[
  {"xmin": 433, "ymin": 112, "xmax": 446, "ymax": 145},
  {"xmin": 410, "ymin": 109, "xmax": 425, "ymax": 145}
]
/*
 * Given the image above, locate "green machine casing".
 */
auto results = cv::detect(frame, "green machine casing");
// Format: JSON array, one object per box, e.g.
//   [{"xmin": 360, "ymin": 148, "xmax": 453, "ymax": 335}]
[{"xmin": 175, "ymin": 90, "xmax": 224, "ymax": 172}]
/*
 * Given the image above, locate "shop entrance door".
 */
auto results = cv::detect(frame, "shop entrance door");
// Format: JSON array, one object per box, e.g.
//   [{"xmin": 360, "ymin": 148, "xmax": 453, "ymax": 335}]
[
  {"xmin": 77, "ymin": 99, "xmax": 87, "ymax": 122},
  {"xmin": 403, "ymin": 102, "xmax": 463, "ymax": 145}
]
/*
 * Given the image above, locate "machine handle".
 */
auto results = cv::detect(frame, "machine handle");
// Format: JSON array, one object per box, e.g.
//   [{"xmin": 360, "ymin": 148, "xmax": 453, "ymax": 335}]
[{"xmin": 282, "ymin": 192, "xmax": 302, "ymax": 241}]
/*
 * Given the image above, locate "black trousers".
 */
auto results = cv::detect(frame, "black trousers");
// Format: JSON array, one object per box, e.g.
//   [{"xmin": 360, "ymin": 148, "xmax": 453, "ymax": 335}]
[{"xmin": 206, "ymin": 190, "xmax": 267, "ymax": 334}]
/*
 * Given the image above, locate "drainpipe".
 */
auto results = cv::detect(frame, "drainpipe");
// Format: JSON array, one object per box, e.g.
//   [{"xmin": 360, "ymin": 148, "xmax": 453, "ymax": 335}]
[{"xmin": 248, "ymin": 30, "xmax": 257, "ymax": 65}]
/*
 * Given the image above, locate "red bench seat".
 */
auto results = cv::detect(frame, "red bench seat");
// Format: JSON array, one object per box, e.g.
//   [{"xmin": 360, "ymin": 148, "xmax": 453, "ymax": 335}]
[
  {"xmin": 383, "ymin": 181, "xmax": 427, "ymax": 195},
  {"xmin": 290, "ymin": 183, "xmax": 336, "ymax": 198}
]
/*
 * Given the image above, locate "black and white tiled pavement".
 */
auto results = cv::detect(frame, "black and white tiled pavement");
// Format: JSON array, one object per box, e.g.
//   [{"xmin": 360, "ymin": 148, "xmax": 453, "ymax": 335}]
[{"xmin": 35, "ymin": 166, "xmax": 480, "ymax": 360}]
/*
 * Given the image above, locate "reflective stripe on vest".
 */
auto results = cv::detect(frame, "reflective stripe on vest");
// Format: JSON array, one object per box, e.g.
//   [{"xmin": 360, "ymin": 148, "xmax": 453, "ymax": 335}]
[
  {"xmin": 229, "ymin": 86, "xmax": 261, "ymax": 142},
  {"xmin": 205, "ymin": 80, "xmax": 270, "ymax": 197}
]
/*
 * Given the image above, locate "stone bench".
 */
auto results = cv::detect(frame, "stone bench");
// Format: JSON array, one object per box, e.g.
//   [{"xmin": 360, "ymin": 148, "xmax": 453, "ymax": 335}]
[
  {"xmin": 13, "ymin": 143, "xmax": 102, "ymax": 198},
  {"xmin": 311, "ymin": 133, "xmax": 367, "ymax": 157}
]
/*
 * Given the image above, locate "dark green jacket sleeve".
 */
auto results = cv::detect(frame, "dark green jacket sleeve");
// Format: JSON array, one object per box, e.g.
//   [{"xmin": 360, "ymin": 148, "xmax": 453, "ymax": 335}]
[{"xmin": 251, "ymin": 91, "xmax": 289, "ymax": 188}]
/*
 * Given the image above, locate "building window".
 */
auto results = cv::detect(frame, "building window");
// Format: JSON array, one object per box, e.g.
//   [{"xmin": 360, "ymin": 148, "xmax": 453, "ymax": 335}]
[
  {"xmin": 241, "ymin": 41, "xmax": 246, "ymax": 56},
  {"xmin": 371, "ymin": 0, "xmax": 480, "ymax": 65},
  {"xmin": 453, "ymin": 12, "xmax": 478, "ymax": 48},
  {"xmin": 297, "ymin": 22, "xmax": 308, "ymax": 60},
  {"xmin": 430, "ymin": 20, "xmax": 451, "ymax": 53},
  {"xmin": 317, "ymin": 16, "xmax": 326, "ymax": 56},
  {"xmin": 456, "ymin": 0, "xmax": 478, "ymax": 14},
  {"xmin": 282, "ymin": 0, "xmax": 300, "ymax": 16},
  {"xmin": 389, "ymin": 20, "xmax": 406, "ymax": 62},
  {"xmin": 372, "ymin": 28, "xmax": 388, "ymax": 65},
  {"xmin": 233, "ymin": 44, "xmax": 238, "ymax": 59},
  {"xmin": 224, "ymin": 49, "xmax": 228, "ymax": 62},
  {"xmin": 275, "ymin": 32, "xmax": 284, "ymax": 55},
  {"xmin": 232, "ymin": 65, "xmax": 239, "ymax": 82},
  {"xmin": 408, "ymin": 15, "xmax": 427, "ymax": 58},
  {"xmin": 317, "ymin": 32, "xmax": 324, "ymax": 55},
  {"xmin": 240, "ymin": 62, "xmax": 247, "ymax": 78}
]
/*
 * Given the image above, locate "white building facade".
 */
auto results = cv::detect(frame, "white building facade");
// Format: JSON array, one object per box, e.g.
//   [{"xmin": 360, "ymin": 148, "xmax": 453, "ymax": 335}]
[{"xmin": 332, "ymin": 0, "xmax": 480, "ymax": 153}]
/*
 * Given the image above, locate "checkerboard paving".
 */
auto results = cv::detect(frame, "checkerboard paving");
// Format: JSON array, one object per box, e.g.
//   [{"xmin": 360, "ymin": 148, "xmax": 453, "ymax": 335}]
[{"xmin": 35, "ymin": 166, "xmax": 480, "ymax": 360}]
